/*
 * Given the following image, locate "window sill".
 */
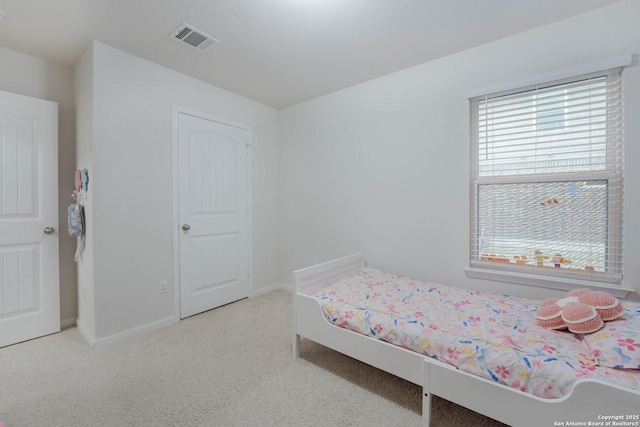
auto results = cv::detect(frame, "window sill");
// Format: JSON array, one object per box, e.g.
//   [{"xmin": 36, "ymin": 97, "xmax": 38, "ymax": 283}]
[{"xmin": 465, "ymin": 266, "xmax": 636, "ymax": 299}]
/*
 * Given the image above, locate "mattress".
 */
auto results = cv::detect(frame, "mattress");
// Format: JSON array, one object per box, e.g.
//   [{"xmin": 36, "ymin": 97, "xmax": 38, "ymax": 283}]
[{"xmin": 313, "ymin": 271, "xmax": 640, "ymax": 399}]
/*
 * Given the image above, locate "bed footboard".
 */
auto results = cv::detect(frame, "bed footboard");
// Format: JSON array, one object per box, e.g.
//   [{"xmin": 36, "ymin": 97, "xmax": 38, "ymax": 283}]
[
  {"xmin": 293, "ymin": 253, "xmax": 366, "ymax": 358},
  {"xmin": 292, "ymin": 253, "xmax": 425, "ymax": 386},
  {"xmin": 293, "ymin": 252, "xmax": 366, "ymax": 297}
]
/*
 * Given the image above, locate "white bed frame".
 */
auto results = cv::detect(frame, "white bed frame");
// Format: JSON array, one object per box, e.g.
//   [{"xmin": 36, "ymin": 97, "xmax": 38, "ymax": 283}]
[{"xmin": 293, "ymin": 253, "xmax": 640, "ymax": 427}]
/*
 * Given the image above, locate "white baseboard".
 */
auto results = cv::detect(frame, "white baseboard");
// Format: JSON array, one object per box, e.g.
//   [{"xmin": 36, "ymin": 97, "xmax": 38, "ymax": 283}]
[
  {"xmin": 74, "ymin": 284, "xmax": 293, "ymax": 349},
  {"xmin": 251, "ymin": 282, "xmax": 293, "ymax": 297},
  {"xmin": 77, "ymin": 315, "xmax": 178, "ymax": 349},
  {"xmin": 61, "ymin": 317, "xmax": 77, "ymax": 329},
  {"xmin": 75, "ymin": 318, "xmax": 94, "ymax": 348}
]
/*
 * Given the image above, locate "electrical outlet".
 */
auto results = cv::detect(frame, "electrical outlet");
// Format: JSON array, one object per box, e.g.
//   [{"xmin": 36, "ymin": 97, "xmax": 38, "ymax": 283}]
[
  {"xmin": 159, "ymin": 280, "xmax": 168, "ymax": 294},
  {"xmin": 82, "ymin": 287, "xmax": 87, "ymax": 301}
]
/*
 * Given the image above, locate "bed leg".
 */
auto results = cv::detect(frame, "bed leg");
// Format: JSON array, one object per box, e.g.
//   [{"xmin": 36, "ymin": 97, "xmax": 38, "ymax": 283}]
[
  {"xmin": 423, "ymin": 361, "xmax": 432, "ymax": 427},
  {"xmin": 422, "ymin": 390, "xmax": 432, "ymax": 427},
  {"xmin": 293, "ymin": 333, "xmax": 300, "ymax": 359}
]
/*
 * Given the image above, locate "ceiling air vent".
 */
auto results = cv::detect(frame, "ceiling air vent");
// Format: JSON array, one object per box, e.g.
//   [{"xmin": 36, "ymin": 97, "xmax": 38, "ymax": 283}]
[{"xmin": 170, "ymin": 23, "xmax": 220, "ymax": 52}]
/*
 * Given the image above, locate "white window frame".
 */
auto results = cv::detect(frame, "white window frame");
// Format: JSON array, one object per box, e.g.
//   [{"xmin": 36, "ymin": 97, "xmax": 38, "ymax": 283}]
[{"xmin": 465, "ymin": 62, "xmax": 634, "ymax": 298}]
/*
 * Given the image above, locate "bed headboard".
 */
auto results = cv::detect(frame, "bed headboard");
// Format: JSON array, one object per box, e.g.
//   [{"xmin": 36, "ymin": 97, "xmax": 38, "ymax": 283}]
[{"xmin": 293, "ymin": 252, "xmax": 366, "ymax": 296}]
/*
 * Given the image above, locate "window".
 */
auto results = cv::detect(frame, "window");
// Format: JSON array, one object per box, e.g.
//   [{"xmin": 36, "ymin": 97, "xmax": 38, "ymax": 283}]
[{"xmin": 470, "ymin": 68, "xmax": 624, "ymax": 286}]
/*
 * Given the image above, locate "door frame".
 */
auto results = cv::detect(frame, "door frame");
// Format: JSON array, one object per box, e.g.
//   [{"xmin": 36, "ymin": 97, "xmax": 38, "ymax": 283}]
[{"xmin": 171, "ymin": 105, "xmax": 253, "ymax": 321}]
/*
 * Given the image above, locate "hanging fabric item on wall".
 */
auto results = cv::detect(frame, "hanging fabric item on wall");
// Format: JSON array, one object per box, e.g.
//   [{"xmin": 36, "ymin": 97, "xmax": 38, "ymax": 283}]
[
  {"xmin": 68, "ymin": 202, "xmax": 85, "ymax": 262},
  {"xmin": 68, "ymin": 203, "xmax": 84, "ymax": 236},
  {"xmin": 75, "ymin": 169, "xmax": 82, "ymax": 193},
  {"xmin": 81, "ymin": 168, "xmax": 89, "ymax": 191},
  {"xmin": 70, "ymin": 168, "xmax": 89, "ymax": 262}
]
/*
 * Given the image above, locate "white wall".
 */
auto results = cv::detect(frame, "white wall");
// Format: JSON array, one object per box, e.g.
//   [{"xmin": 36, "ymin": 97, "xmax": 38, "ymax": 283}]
[
  {"xmin": 279, "ymin": 0, "xmax": 640, "ymax": 301},
  {"xmin": 78, "ymin": 41, "xmax": 280, "ymax": 342},
  {"xmin": 0, "ymin": 46, "xmax": 78, "ymax": 324}
]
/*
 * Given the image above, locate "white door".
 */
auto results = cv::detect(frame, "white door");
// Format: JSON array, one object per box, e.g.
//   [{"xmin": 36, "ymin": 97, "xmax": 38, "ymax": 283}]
[
  {"xmin": 0, "ymin": 90, "xmax": 59, "ymax": 347},
  {"xmin": 177, "ymin": 110, "xmax": 250, "ymax": 319}
]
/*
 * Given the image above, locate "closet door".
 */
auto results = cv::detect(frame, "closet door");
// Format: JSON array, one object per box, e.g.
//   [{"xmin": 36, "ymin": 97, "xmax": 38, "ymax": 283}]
[
  {"xmin": 0, "ymin": 90, "xmax": 59, "ymax": 347},
  {"xmin": 176, "ymin": 109, "xmax": 251, "ymax": 319}
]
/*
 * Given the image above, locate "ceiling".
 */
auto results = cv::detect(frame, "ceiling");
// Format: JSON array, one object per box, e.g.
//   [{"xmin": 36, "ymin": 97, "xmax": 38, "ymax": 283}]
[{"xmin": 0, "ymin": 0, "xmax": 621, "ymax": 109}]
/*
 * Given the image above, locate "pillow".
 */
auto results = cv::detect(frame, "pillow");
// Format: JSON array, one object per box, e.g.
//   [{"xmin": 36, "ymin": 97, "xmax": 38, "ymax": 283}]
[{"xmin": 582, "ymin": 302, "xmax": 640, "ymax": 369}]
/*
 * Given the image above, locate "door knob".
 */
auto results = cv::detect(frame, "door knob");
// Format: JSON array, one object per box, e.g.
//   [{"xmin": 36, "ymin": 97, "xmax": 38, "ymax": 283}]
[
  {"xmin": 43, "ymin": 226, "xmax": 55, "ymax": 235},
  {"xmin": 182, "ymin": 224, "xmax": 191, "ymax": 231}
]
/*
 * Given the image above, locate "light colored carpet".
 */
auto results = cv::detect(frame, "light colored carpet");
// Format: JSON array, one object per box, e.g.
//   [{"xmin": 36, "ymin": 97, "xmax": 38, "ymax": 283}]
[{"xmin": 0, "ymin": 290, "xmax": 507, "ymax": 426}]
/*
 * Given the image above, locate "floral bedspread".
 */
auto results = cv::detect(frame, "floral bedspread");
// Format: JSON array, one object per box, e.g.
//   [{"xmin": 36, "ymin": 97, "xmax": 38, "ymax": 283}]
[{"xmin": 313, "ymin": 271, "xmax": 640, "ymax": 399}]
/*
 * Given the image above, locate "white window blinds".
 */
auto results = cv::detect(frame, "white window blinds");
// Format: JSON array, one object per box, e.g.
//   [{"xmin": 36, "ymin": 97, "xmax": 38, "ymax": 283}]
[{"xmin": 470, "ymin": 68, "xmax": 624, "ymax": 284}]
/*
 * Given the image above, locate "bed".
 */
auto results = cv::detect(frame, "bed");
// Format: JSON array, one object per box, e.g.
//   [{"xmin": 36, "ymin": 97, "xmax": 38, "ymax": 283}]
[{"xmin": 292, "ymin": 253, "xmax": 640, "ymax": 427}]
